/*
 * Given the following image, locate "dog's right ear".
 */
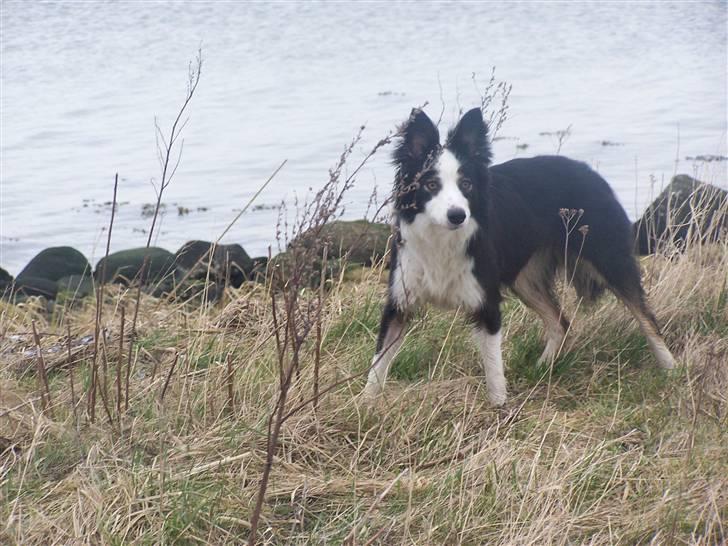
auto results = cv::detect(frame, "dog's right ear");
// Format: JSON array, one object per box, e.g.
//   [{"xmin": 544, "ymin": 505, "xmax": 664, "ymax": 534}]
[{"xmin": 400, "ymin": 108, "xmax": 440, "ymax": 161}]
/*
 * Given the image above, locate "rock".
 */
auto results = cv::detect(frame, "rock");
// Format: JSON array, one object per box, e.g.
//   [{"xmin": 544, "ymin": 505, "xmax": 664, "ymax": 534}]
[
  {"xmin": 9, "ymin": 276, "xmax": 59, "ymax": 299},
  {"xmin": 0, "ymin": 267, "xmax": 13, "ymax": 297},
  {"xmin": 165, "ymin": 279, "xmax": 223, "ymax": 303},
  {"xmin": 57, "ymin": 275, "xmax": 95, "ymax": 299},
  {"xmin": 290, "ymin": 220, "xmax": 391, "ymax": 266},
  {"xmin": 267, "ymin": 249, "xmax": 340, "ymax": 288},
  {"xmin": 249, "ymin": 256, "xmax": 269, "ymax": 281},
  {"xmin": 174, "ymin": 241, "xmax": 254, "ymax": 288},
  {"xmin": 95, "ymin": 247, "xmax": 177, "ymax": 285},
  {"xmin": 635, "ymin": 175, "xmax": 727, "ymax": 255},
  {"xmin": 269, "ymin": 220, "xmax": 391, "ymax": 287},
  {"xmin": 16, "ymin": 247, "xmax": 91, "ymax": 283}
]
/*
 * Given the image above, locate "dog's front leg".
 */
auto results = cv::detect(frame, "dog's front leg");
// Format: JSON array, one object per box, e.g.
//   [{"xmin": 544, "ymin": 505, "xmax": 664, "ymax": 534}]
[
  {"xmin": 472, "ymin": 302, "xmax": 507, "ymax": 406},
  {"xmin": 362, "ymin": 301, "xmax": 407, "ymax": 398}
]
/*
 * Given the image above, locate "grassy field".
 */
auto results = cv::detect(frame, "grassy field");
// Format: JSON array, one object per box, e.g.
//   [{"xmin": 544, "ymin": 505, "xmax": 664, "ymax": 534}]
[{"xmin": 1, "ymin": 225, "xmax": 727, "ymax": 544}]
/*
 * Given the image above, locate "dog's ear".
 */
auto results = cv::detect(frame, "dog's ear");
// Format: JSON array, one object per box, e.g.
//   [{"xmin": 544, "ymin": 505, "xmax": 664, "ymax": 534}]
[
  {"xmin": 401, "ymin": 108, "xmax": 440, "ymax": 161},
  {"xmin": 447, "ymin": 108, "xmax": 491, "ymax": 163}
]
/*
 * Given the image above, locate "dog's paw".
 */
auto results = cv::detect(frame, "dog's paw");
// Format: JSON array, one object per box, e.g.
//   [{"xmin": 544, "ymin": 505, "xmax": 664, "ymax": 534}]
[
  {"xmin": 485, "ymin": 375, "xmax": 508, "ymax": 407},
  {"xmin": 536, "ymin": 352, "xmax": 555, "ymax": 367},
  {"xmin": 488, "ymin": 389, "xmax": 507, "ymax": 407},
  {"xmin": 655, "ymin": 348, "xmax": 677, "ymax": 370},
  {"xmin": 359, "ymin": 382, "xmax": 383, "ymax": 402}
]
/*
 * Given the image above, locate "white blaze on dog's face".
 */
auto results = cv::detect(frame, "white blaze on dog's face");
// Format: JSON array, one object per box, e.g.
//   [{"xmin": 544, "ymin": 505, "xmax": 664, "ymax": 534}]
[
  {"xmin": 393, "ymin": 107, "xmax": 490, "ymax": 228},
  {"xmin": 423, "ymin": 149, "xmax": 470, "ymax": 230}
]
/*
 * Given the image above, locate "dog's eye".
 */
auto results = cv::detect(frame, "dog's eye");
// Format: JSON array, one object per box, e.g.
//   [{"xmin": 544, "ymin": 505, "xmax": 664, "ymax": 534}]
[
  {"xmin": 426, "ymin": 181, "xmax": 439, "ymax": 192},
  {"xmin": 460, "ymin": 179, "xmax": 473, "ymax": 192}
]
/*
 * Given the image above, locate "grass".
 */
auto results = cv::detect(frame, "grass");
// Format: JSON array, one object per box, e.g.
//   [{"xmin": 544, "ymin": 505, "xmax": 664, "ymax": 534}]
[{"xmin": 1, "ymin": 235, "xmax": 727, "ymax": 544}]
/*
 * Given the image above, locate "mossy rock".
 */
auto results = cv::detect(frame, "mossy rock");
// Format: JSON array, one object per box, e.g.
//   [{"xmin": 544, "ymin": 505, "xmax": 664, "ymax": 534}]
[
  {"xmin": 10, "ymin": 276, "xmax": 59, "ymax": 299},
  {"xmin": 0, "ymin": 267, "xmax": 13, "ymax": 297},
  {"xmin": 165, "ymin": 278, "xmax": 223, "ymax": 303},
  {"xmin": 635, "ymin": 174, "xmax": 727, "ymax": 254},
  {"xmin": 269, "ymin": 220, "xmax": 391, "ymax": 287},
  {"xmin": 174, "ymin": 241, "xmax": 253, "ymax": 288},
  {"xmin": 95, "ymin": 247, "xmax": 177, "ymax": 285},
  {"xmin": 57, "ymin": 274, "xmax": 95, "ymax": 299},
  {"xmin": 248, "ymin": 256, "xmax": 269, "ymax": 282},
  {"xmin": 268, "ymin": 251, "xmax": 359, "ymax": 288},
  {"xmin": 290, "ymin": 220, "xmax": 391, "ymax": 266},
  {"xmin": 17, "ymin": 247, "xmax": 91, "ymax": 283}
]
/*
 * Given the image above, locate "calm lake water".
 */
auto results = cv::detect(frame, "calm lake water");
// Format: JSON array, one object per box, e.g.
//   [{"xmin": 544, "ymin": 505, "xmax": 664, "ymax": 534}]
[{"xmin": 1, "ymin": 1, "xmax": 726, "ymax": 274}]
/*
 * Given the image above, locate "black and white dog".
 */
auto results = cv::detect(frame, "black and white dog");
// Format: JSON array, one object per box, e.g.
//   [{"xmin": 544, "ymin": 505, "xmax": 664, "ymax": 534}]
[{"xmin": 364, "ymin": 107, "xmax": 675, "ymax": 405}]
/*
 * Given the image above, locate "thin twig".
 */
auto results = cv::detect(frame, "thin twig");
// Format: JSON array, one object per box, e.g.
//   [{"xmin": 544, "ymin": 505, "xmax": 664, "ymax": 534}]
[
  {"xmin": 160, "ymin": 353, "xmax": 180, "ymax": 402},
  {"xmin": 126, "ymin": 51, "xmax": 202, "ymax": 409},
  {"xmin": 226, "ymin": 353, "xmax": 235, "ymax": 415},
  {"xmin": 31, "ymin": 321, "xmax": 52, "ymax": 416},
  {"xmin": 125, "ymin": 339, "xmax": 133, "ymax": 412},
  {"xmin": 117, "ymin": 306, "xmax": 125, "ymax": 424},
  {"xmin": 66, "ymin": 323, "xmax": 77, "ymax": 424},
  {"xmin": 313, "ymin": 245, "xmax": 327, "ymax": 410},
  {"xmin": 90, "ymin": 173, "xmax": 119, "ymax": 421}
]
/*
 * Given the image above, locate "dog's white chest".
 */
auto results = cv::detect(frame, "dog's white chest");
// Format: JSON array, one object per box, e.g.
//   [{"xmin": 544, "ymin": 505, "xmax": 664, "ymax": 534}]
[{"xmin": 390, "ymin": 219, "xmax": 484, "ymax": 311}]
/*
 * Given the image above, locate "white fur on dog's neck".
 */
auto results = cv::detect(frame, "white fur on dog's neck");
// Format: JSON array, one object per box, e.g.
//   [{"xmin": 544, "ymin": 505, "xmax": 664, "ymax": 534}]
[{"xmin": 391, "ymin": 213, "xmax": 483, "ymax": 311}]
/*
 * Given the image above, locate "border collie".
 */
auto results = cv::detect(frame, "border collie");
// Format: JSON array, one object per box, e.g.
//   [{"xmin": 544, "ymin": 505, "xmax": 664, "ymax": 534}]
[{"xmin": 364, "ymin": 108, "xmax": 675, "ymax": 405}]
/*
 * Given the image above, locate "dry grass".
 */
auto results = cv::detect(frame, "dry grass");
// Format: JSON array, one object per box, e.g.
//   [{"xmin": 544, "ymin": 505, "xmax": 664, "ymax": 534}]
[{"xmin": 2, "ymin": 209, "xmax": 727, "ymax": 545}]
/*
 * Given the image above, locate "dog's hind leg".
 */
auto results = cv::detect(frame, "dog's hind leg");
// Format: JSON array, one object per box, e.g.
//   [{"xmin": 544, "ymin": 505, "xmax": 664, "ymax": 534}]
[
  {"xmin": 587, "ymin": 253, "xmax": 676, "ymax": 370},
  {"xmin": 472, "ymin": 300, "xmax": 508, "ymax": 406},
  {"xmin": 363, "ymin": 301, "xmax": 408, "ymax": 398},
  {"xmin": 513, "ymin": 253, "xmax": 570, "ymax": 364}
]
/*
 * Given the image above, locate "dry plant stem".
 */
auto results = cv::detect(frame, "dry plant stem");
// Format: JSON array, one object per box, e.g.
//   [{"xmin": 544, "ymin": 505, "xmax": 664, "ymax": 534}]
[
  {"xmin": 124, "ymin": 343, "xmax": 132, "ymax": 412},
  {"xmin": 124, "ymin": 51, "xmax": 202, "ymax": 408},
  {"xmin": 249, "ymin": 121, "xmax": 402, "ymax": 544},
  {"xmin": 248, "ymin": 346, "xmax": 295, "ymax": 545},
  {"xmin": 66, "ymin": 323, "xmax": 77, "ymax": 424},
  {"xmin": 160, "ymin": 353, "xmax": 180, "ymax": 403},
  {"xmin": 148, "ymin": 50, "xmax": 202, "ymax": 248},
  {"xmin": 249, "ymin": 278, "xmax": 310, "ymax": 543},
  {"xmin": 281, "ymin": 327, "xmax": 406, "ymax": 423},
  {"xmin": 90, "ymin": 173, "xmax": 119, "ymax": 422},
  {"xmin": 97, "ymin": 338, "xmax": 117, "ymax": 431},
  {"xmin": 472, "ymin": 68, "xmax": 512, "ymax": 138},
  {"xmin": 117, "ymin": 307, "xmax": 124, "ymax": 423},
  {"xmin": 31, "ymin": 321, "xmax": 52, "ymax": 416},
  {"xmin": 270, "ymin": 288, "xmax": 286, "ymax": 387},
  {"xmin": 101, "ymin": 329, "xmax": 109, "ymax": 404},
  {"xmin": 225, "ymin": 353, "xmax": 234, "ymax": 415},
  {"xmin": 97, "ymin": 371, "xmax": 117, "ymax": 432},
  {"xmin": 291, "ymin": 301, "xmax": 302, "ymax": 384},
  {"xmin": 313, "ymin": 246, "xmax": 328, "ymax": 410}
]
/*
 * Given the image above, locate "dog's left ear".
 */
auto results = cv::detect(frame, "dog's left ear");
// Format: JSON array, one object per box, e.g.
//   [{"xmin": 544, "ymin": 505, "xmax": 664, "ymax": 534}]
[{"xmin": 447, "ymin": 108, "xmax": 492, "ymax": 162}]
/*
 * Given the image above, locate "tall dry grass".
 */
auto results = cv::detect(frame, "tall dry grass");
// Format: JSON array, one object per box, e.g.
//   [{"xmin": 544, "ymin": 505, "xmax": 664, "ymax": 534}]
[{"xmin": 1, "ymin": 172, "xmax": 726, "ymax": 544}]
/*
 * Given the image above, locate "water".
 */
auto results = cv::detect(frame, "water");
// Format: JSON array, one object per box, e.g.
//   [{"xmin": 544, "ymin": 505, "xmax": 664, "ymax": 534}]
[{"xmin": 1, "ymin": 0, "xmax": 726, "ymax": 275}]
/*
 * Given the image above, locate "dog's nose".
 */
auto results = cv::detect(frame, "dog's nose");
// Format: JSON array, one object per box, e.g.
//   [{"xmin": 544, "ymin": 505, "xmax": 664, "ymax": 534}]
[{"xmin": 447, "ymin": 207, "xmax": 467, "ymax": 226}]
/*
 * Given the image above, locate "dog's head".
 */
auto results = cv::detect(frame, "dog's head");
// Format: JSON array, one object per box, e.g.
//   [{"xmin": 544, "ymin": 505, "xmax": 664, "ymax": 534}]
[{"xmin": 393, "ymin": 107, "xmax": 492, "ymax": 229}]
